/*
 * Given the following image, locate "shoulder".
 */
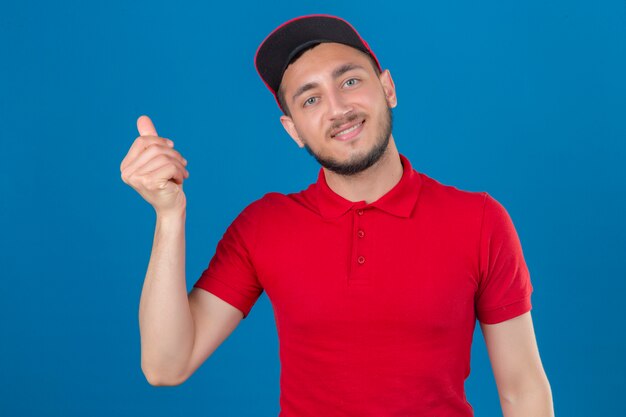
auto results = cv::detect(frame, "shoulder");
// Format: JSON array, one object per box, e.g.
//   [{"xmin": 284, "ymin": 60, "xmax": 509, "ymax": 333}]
[
  {"xmin": 417, "ymin": 173, "xmax": 522, "ymax": 242},
  {"xmin": 241, "ymin": 190, "xmax": 302, "ymax": 214},
  {"xmin": 236, "ymin": 188, "xmax": 315, "ymax": 222},
  {"xmin": 242, "ymin": 191, "xmax": 285, "ymax": 212},
  {"xmin": 417, "ymin": 171, "xmax": 489, "ymax": 218}
]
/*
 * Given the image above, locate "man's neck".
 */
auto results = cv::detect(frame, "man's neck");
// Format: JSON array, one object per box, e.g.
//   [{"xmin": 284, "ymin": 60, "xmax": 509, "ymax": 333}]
[{"xmin": 323, "ymin": 138, "xmax": 403, "ymax": 204}]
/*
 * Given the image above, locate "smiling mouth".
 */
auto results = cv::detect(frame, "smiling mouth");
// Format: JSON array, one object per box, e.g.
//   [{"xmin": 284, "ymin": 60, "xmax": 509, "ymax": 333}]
[{"xmin": 331, "ymin": 120, "xmax": 365, "ymax": 138}]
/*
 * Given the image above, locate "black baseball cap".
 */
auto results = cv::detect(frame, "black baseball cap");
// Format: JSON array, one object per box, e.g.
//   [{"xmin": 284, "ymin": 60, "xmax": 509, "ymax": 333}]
[{"xmin": 254, "ymin": 14, "xmax": 382, "ymax": 110}]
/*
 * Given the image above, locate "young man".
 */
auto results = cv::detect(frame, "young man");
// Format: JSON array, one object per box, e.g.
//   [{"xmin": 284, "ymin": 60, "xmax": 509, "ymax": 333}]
[{"xmin": 120, "ymin": 15, "xmax": 553, "ymax": 417}]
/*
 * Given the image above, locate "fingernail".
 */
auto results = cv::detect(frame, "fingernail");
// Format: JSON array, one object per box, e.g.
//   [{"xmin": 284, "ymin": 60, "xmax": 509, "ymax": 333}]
[{"xmin": 167, "ymin": 140, "xmax": 174, "ymax": 147}]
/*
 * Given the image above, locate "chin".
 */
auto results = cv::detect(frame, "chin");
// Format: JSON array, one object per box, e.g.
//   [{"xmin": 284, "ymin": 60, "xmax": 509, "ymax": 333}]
[{"xmin": 307, "ymin": 137, "xmax": 390, "ymax": 176}]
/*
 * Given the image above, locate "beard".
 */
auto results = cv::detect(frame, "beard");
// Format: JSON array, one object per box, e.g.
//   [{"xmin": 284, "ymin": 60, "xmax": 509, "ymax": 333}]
[{"xmin": 303, "ymin": 107, "xmax": 393, "ymax": 176}]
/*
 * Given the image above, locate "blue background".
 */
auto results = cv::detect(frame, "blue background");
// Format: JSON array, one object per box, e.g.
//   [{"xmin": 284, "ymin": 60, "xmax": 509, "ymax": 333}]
[{"xmin": 1, "ymin": 1, "xmax": 625, "ymax": 415}]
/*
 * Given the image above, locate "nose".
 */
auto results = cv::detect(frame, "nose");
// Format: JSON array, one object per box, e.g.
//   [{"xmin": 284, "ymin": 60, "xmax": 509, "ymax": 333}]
[{"xmin": 325, "ymin": 88, "xmax": 353, "ymax": 120}]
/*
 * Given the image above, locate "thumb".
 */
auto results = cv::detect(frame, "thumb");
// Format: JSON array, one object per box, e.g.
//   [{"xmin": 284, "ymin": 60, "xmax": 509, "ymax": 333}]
[{"xmin": 137, "ymin": 115, "xmax": 158, "ymax": 137}]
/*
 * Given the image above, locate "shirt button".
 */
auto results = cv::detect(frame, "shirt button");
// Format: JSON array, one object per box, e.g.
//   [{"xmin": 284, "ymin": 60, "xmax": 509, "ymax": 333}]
[
  {"xmin": 357, "ymin": 256, "xmax": 366, "ymax": 264},
  {"xmin": 357, "ymin": 229, "xmax": 365, "ymax": 238},
  {"xmin": 357, "ymin": 209, "xmax": 364, "ymax": 216}
]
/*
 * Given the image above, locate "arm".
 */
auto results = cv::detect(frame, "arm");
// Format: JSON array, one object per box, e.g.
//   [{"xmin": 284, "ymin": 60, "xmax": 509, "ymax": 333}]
[
  {"xmin": 122, "ymin": 115, "xmax": 244, "ymax": 386},
  {"xmin": 480, "ymin": 312, "xmax": 554, "ymax": 417},
  {"xmin": 138, "ymin": 212, "xmax": 244, "ymax": 386}
]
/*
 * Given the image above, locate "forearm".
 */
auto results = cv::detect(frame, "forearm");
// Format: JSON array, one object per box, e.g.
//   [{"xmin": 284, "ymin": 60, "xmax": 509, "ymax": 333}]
[
  {"xmin": 139, "ymin": 209, "xmax": 193, "ymax": 385},
  {"xmin": 500, "ymin": 378, "xmax": 554, "ymax": 417}
]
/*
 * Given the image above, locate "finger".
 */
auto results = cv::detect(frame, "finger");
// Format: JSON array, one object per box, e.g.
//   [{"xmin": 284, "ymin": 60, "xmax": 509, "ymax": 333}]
[
  {"xmin": 122, "ymin": 145, "xmax": 185, "ymax": 179},
  {"xmin": 132, "ymin": 163, "xmax": 183, "ymax": 193},
  {"xmin": 133, "ymin": 155, "xmax": 188, "ymax": 183},
  {"xmin": 137, "ymin": 115, "xmax": 158, "ymax": 137},
  {"xmin": 147, "ymin": 162, "xmax": 186, "ymax": 187},
  {"xmin": 120, "ymin": 135, "xmax": 175, "ymax": 172}
]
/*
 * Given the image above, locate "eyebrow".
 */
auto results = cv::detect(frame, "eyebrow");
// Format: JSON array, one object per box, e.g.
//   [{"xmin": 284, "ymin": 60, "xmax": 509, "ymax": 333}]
[
  {"xmin": 292, "ymin": 82, "xmax": 319, "ymax": 103},
  {"xmin": 291, "ymin": 63, "xmax": 367, "ymax": 103},
  {"xmin": 332, "ymin": 63, "xmax": 365, "ymax": 79}
]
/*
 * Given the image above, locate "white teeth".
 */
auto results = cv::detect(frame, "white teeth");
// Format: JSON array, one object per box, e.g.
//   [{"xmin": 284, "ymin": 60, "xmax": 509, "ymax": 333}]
[{"xmin": 335, "ymin": 122, "xmax": 362, "ymax": 137}]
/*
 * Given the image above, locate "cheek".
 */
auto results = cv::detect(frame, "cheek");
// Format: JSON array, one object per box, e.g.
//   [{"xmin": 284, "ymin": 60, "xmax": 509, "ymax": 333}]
[
  {"xmin": 371, "ymin": 91, "xmax": 392, "ymax": 116},
  {"xmin": 294, "ymin": 114, "xmax": 324, "ymax": 138},
  {"xmin": 354, "ymin": 87, "xmax": 386, "ymax": 111}
]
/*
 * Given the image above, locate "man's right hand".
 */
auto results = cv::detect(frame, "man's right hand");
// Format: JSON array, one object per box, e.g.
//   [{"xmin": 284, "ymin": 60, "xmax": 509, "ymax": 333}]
[
  {"xmin": 122, "ymin": 118, "xmax": 242, "ymax": 386},
  {"xmin": 120, "ymin": 115, "xmax": 189, "ymax": 216}
]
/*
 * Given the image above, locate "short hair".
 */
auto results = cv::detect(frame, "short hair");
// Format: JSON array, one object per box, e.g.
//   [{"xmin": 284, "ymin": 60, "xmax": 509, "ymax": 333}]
[{"xmin": 277, "ymin": 43, "xmax": 382, "ymax": 117}]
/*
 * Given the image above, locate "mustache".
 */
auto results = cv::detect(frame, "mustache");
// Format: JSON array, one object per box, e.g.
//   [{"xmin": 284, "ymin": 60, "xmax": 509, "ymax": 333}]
[{"xmin": 327, "ymin": 112, "xmax": 366, "ymax": 136}]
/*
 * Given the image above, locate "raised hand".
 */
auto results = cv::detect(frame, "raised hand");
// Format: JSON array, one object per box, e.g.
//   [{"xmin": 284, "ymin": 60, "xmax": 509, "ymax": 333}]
[{"xmin": 120, "ymin": 115, "xmax": 189, "ymax": 216}]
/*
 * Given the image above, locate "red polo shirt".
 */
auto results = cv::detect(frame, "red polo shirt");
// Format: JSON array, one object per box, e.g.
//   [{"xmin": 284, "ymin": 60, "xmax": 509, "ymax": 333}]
[{"xmin": 194, "ymin": 154, "xmax": 533, "ymax": 416}]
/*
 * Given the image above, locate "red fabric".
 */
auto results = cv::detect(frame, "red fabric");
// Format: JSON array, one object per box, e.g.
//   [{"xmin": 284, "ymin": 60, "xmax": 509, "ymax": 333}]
[{"xmin": 194, "ymin": 154, "xmax": 533, "ymax": 416}]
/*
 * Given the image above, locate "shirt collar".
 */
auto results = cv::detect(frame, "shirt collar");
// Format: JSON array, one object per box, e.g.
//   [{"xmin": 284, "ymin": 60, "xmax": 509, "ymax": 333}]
[{"xmin": 313, "ymin": 153, "xmax": 422, "ymax": 219}]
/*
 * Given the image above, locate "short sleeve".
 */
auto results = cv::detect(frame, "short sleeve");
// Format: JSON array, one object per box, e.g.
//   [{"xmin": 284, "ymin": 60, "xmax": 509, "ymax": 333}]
[
  {"xmin": 193, "ymin": 203, "xmax": 264, "ymax": 318},
  {"xmin": 475, "ymin": 193, "xmax": 533, "ymax": 324}
]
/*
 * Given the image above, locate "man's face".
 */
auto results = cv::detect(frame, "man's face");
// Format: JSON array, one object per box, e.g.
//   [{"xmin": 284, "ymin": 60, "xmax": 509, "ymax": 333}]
[{"xmin": 279, "ymin": 43, "xmax": 397, "ymax": 176}]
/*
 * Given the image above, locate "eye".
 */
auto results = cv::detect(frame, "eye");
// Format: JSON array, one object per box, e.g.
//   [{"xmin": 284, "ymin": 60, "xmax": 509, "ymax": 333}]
[
  {"xmin": 343, "ymin": 78, "xmax": 360, "ymax": 88},
  {"xmin": 303, "ymin": 96, "xmax": 318, "ymax": 107}
]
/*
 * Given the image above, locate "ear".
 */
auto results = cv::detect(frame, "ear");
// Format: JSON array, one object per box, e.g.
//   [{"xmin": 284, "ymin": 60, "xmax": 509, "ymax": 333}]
[
  {"xmin": 280, "ymin": 115, "xmax": 305, "ymax": 148},
  {"xmin": 379, "ymin": 69, "xmax": 397, "ymax": 108}
]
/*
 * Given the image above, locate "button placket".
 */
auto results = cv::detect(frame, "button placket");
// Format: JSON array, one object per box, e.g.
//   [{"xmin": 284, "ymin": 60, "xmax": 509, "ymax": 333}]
[{"xmin": 349, "ymin": 206, "xmax": 370, "ymax": 282}]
